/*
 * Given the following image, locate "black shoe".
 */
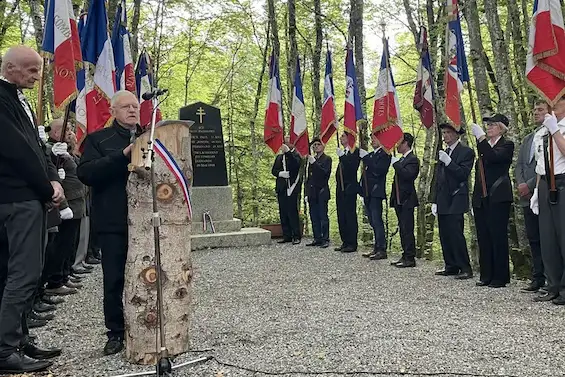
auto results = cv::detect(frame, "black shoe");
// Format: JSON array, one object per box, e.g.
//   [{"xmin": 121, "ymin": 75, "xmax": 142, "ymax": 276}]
[
  {"xmin": 23, "ymin": 343, "xmax": 62, "ymax": 360},
  {"xmin": 82, "ymin": 263, "xmax": 94, "ymax": 270},
  {"xmin": 29, "ymin": 311, "xmax": 55, "ymax": 321},
  {"xmin": 33, "ymin": 301, "xmax": 56, "ymax": 313},
  {"xmin": 27, "ymin": 318, "xmax": 47, "ymax": 329},
  {"xmin": 334, "ymin": 245, "xmax": 344, "ymax": 251},
  {"xmin": 552, "ymin": 296, "xmax": 565, "ymax": 305},
  {"xmin": 341, "ymin": 246, "xmax": 357, "ymax": 253},
  {"xmin": 395, "ymin": 259, "xmax": 416, "ymax": 268},
  {"xmin": 435, "ymin": 269, "xmax": 459, "ymax": 276},
  {"xmin": 0, "ymin": 352, "xmax": 52, "ymax": 373},
  {"xmin": 521, "ymin": 281, "xmax": 544, "ymax": 293},
  {"xmin": 306, "ymin": 241, "xmax": 320, "ymax": 247},
  {"xmin": 455, "ymin": 271, "xmax": 473, "ymax": 280},
  {"xmin": 277, "ymin": 238, "xmax": 292, "ymax": 244},
  {"xmin": 488, "ymin": 282, "xmax": 506, "ymax": 288},
  {"xmin": 369, "ymin": 252, "xmax": 387, "ymax": 260},
  {"xmin": 533, "ymin": 292, "xmax": 558, "ymax": 302},
  {"xmin": 476, "ymin": 281, "xmax": 489, "ymax": 287},
  {"xmin": 42, "ymin": 295, "xmax": 64, "ymax": 305},
  {"xmin": 103, "ymin": 337, "xmax": 124, "ymax": 356},
  {"xmin": 390, "ymin": 257, "xmax": 405, "ymax": 266},
  {"xmin": 72, "ymin": 267, "xmax": 92, "ymax": 274},
  {"xmin": 319, "ymin": 241, "xmax": 330, "ymax": 248},
  {"xmin": 292, "ymin": 238, "xmax": 301, "ymax": 245},
  {"xmin": 85, "ymin": 256, "xmax": 101, "ymax": 265}
]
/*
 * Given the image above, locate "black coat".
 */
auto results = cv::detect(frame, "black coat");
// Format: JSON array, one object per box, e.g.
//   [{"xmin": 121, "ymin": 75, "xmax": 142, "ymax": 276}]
[
  {"xmin": 307, "ymin": 153, "xmax": 332, "ymax": 201},
  {"xmin": 472, "ymin": 137, "xmax": 514, "ymax": 208},
  {"xmin": 390, "ymin": 151, "xmax": 420, "ymax": 208},
  {"xmin": 0, "ymin": 79, "xmax": 58, "ymax": 204},
  {"xmin": 271, "ymin": 149, "xmax": 302, "ymax": 195},
  {"xmin": 336, "ymin": 148, "xmax": 360, "ymax": 195},
  {"xmin": 360, "ymin": 148, "xmax": 391, "ymax": 199},
  {"xmin": 432, "ymin": 142, "xmax": 475, "ymax": 215},
  {"xmin": 77, "ymin": 121, "xmax": 134, "ymax": 233}
]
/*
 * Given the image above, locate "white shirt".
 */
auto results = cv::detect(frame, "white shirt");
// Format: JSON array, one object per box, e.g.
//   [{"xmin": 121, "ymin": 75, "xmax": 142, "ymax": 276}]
[
  {"xmin": 446, "ymin": 139, "xmax": 460, "ymax": 155},
  {"xmin": 373, "ymin": 146, "xmax": 383, "ymax": 153},
  {"xmin": 488, "ymin": 136, "xmax": 501, "ymax": 147},
  {"xmin": 402, "ymin": 149, "xmax": 413, "ymax": 158},
  {"xmin": 534, "ymin": 118, "xmax": 565, "ymax": 175}
]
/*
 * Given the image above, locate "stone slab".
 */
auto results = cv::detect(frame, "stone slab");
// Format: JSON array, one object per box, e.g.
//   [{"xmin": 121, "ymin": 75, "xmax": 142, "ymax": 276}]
[
  {"xmin": 190, "ymin": 227, "xmax": 271, "ymax": 250},
  {"xmin": 190, "ymin": 186, "xmax": 234, "ymax": 222},
  {"xmin": 191, "ymin": 218, "xmax": 242, "ymax": 235}
]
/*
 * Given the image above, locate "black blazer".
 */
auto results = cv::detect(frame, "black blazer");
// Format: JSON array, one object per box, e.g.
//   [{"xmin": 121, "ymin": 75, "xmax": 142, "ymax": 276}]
[
  {"xmin": 390, "ymin": 151, "xmax": 420, "ymax": 208},
  {"xmin": 472, "ymin": 137, "xmax": 514, "ymax": 208},
  {"xmin": 360, "ymin": 148, "xmax": 391, "ymax": 199},
  {"xmin": 271, "ymin": 149, "xmax": 302, "ymax": 195},
  {"xmin": 307, "ymin": 153, "xmax": 332, "ymax": 201},
  {"xmin": 431, "ymin": 142, "xmax": 475, "ymax": 215},
  {"xmin": 336, "ymin": 148, "xmax": 360, "ymax": 195}
]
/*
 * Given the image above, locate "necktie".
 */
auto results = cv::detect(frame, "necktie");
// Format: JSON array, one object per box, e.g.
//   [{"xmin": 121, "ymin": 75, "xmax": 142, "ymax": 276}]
[{"xmin": 447, "ymin": 148, "xmax": 452, "ymax": 156}]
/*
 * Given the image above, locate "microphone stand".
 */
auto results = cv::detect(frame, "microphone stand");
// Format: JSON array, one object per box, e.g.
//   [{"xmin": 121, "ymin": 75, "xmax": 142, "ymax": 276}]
[{"xmin": 112, "ymin": 92, "xmax": 211, "ymax": 377}]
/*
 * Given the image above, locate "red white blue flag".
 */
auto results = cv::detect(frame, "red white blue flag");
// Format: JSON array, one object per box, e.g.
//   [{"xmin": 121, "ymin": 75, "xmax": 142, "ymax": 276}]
[
  {"xmin": 135, "ymin": 50, "xmax": 162, "ymax": 129},
  {"xmin": 42, "ymin": 0, "xmax": 82, "ymax": 110},
  {"xmin": 264, "ymin": 53, "xmax": 284, "ymax": 154},
  {"xmin": 73, "ymin": 12, "xmax": 88, "ymax": 144},
  {"xmin": 81, "ymin": 0, "xmax": 116, "ymax": 137},
  {"xmin": 320, "ymin": 48, "xmax": 337, "ymax": 145},
  {"xmin": 154, "ymin": 139, "xmax": 192, "ymax": 220},
  {"xmin": 414, "ymin": 26, "xmax": 435, "ymax": 129},
  {"xmin": 343, "ymin": 47, "xmax": 363, "ymax": 149},
  {"xmin": 111, "ymin": 0, "xmax": 136, "ymax": 94},
  {"xmin": 290, "ymin": 56, "xmax": 309, "ymax": 156},
  {"xmin": 444, "ymin": 0, "xmax": 469, "ymax": 130},
  {"xmin": 526, "ymin": 0, "xmax": 565, "ymax": 105},
  {"xmin": 372, "ymin": 38, "xmax": 403, "ymax": 152}
]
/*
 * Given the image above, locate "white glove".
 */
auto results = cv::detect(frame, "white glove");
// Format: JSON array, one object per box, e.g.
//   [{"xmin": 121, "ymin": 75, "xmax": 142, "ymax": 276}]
[
  {"xmin": 471, "ymin": 123, "xmax": 486, "ymax": 140},
  {"xmin": 278, "ymin": 171, "xmax": 290, "ymax": 179},
  {"xmin": 280, "ymin": 144, "xmax": 290, "ymax": 153},
  {"xmin": 52, "ymin": 142, "xmax": 70, "ymax": 157},
  {"xmin": 60, "ymin": 207, "xmax": 73, "ymax": 220},
  {"xmin": 391, "ymin": 156, "xmax": 401, "ymax": 165},
  {"xmin": 543, "ymin": 112, "xmax": 559, "ymax": 135},
  {"xmin": 431, "ymin": 203, "xmax": 438, "ymax": 217},
  {"xmin": 58, "ymin": 168, "xmax": 66, "ymax": 180},
  {"xmin": 336, "ymin": 148, "xmax": 345, "ymax": 157},
  {"xmin": 37, "ymin": 126, "xmax": 48, "ymax": 142},
  {"xmin": 308, "ymin": 155, "xmax": 316, "ymax": 164},
  {"xmin": 530, "ymin": 188, "xmax": 539, "ymax": 215},
  {"xmin": 438, "ymin": 150, "xmax": 452, "ymax": 166},
  {"xmin": 359, "ymin": 149, "xmax": 368, "ymax": 158}
]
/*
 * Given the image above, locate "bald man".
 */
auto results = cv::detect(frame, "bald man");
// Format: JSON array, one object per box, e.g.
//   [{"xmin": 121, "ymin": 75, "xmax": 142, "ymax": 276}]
[
  {"xmin": 78, "ymin": 90, "xmax": 142, "ymax": 355},
  {"xmin": 0, "ymin": 46, "xmax": 64, "ymax": 373}
]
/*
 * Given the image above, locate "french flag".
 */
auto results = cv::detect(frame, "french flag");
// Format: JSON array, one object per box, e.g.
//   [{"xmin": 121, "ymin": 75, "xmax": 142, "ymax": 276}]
[
  {"xmin": 372, "ymin": 38, "xmax": 403, "ymax": 152},
  {"xmin": 343, "ymin": 47, "xmax": 363, "ymax": 149},
  {"xmin": 526, "ymin": 0, "xmax": 565, "ymax": 104},
  {"xmin": 414, "ymin": 26, "xmax": 435, "ymax": 129},
  {"xmin": 320, "ymin": 48, "xmax": 337, "ymax": 145},
  {"xmin": 135, "ymin": 50, "xmax": 162, "ymax": 130},
  {"xmin": 42, "ymin": 0, "xmax": 82, "ymax": 110},
  {"xmin": 444, "ymin": 0, "xmax": 469, "ymax": 130},
  {"xmin": 264, "ymin": 53, "xmax": 284, "ymax": 154},
  {"xmin": 290, "ymin": 56, "xmax": 309, "ymax": 156},
  {"xmin": 81, "ymin": 0, "xmax": 116, "ymax": 134},
  {"xmin": 111, "ymin": 0, "xmax": 136, "ymax": 94}
]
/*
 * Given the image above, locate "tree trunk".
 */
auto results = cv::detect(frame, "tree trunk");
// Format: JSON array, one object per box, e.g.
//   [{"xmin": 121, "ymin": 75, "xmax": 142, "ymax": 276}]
[
  {"xmin": 312, "ymin": 0, "xmax": 323, "ymax": 134},
  {"xmin": 267, "ymin": 0, "xmax": 281, "ymax": 61},
  {"xmin": 130, "ymin": 0, "xmax": 142, "ymax": 63},
  {"xmin": 349, "ymin": 0, "xmax": 367, "ymax": 148},
  {"xmin": 107, "ymin": 0, "xmax": 119, "ymax": 31},
  {"xmin": 416, "ymin": 127, "xmax": 435, "ymax": 259},
  {"xmin": 287, "ymin": 0, "xmax": 298, "ymax": 107},
  {"xmin": 125, "ymin": 123, "xmax": 193, "ymax": 364},
  {"xmin": 0, "ymin": 0, "xmax": 19, "ymax": 49}
]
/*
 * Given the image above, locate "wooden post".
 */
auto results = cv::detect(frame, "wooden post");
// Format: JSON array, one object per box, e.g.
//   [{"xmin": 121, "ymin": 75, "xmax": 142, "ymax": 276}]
[
  {"xmin": 466, "ymin": 84, "xmax": 487, "ymax": 198},
  {"xmin": 124, "ymin": 120, "xmax": 194, "ymax": 364}
]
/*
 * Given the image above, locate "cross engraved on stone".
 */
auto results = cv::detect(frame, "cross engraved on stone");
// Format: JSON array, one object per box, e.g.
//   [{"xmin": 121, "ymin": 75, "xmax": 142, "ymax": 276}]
[{"xmin": 196, "ymin": 107, "xmax": 206, "ymax": 124}]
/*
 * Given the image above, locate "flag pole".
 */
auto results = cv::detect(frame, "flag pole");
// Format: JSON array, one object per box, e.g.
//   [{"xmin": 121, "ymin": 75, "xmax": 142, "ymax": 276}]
[
  {"xmin": 36, "ymin": 57, "xmax": 48, "ymax": 126},
  {"xmin": 336, "ymin": 125, "xmax": 344, "ymax": 191},
  {"xmin": 466, "ymin": 83, "xmax": 487, "ymax": 198}
]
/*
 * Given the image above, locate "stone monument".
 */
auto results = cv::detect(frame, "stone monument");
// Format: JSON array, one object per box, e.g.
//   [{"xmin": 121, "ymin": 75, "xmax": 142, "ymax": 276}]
[{"xmin": 179, "ymin": 102, "xmax": 270, "ymax": 249}]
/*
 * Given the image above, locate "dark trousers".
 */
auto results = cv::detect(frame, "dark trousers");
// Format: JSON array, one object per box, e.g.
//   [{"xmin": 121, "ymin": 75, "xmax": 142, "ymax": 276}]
[
  {"xmin": 523, "ymin": 206, "xmax": 544, "ymax": 285},
  {"xmin": 277, "ymin": 191, "xmax": 301, "ymax": 240},
  {"xmin": 365, "ymin": 197, "xmax": 386, "ymax": 252},
  {"xmin": 438, "ymin": 213, "xmax": 471, "ymax": 274},
  {"xmin": 538, "ymin": 177, "xmax": 565, "ymax": 296},
  {"xmin": 99, "ymin": 231, "xmax": 128, "ymax": 338},
  {"xmin": 395, "ymin": 205, "xmax": 416, "ymax": 260},
  {"xmin": 45, "ymin": 219, "xmax": 81, "ymax": 288},
  {"xmin": 336, "ymin": 189, "xmax": 358, "ymax": 248},
  {"xmin": 308, "ymin": 197, "xmax": 329, "ymax": 243},
  {"xmin": 474, "ymin": 202, "xmax": 511, "ymax": 284},
  {"xmin": 0, "ymin": 201, "xmax": 45, "ymax": 358}
]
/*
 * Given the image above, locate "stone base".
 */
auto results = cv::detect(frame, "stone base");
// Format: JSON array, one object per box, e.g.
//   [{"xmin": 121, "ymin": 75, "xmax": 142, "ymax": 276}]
[
  {"xmin": 191, "ymin": 228, "xmax": 271, "ymax": 250},
  {"xmin": 192, "ymin": 218, "xmax": 242, "ymax": 235}
]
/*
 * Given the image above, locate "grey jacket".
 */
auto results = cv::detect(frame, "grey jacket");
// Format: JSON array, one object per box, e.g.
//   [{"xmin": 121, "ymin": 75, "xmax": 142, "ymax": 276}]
[{"xmin": 515, "ymin": 130, "xmax": 538, "ymax": 207}]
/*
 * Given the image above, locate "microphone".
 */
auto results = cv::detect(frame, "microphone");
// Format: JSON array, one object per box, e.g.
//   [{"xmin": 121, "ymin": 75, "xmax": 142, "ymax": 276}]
[{"xmin": 142, "ymin": 88, "xmax": 168, "ymax": 101}]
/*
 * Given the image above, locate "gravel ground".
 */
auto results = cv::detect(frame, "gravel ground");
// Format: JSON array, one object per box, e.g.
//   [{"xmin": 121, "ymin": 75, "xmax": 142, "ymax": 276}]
[{"xmin": 22, "ymin": 241, "xmax": 565, "ymax": 377}]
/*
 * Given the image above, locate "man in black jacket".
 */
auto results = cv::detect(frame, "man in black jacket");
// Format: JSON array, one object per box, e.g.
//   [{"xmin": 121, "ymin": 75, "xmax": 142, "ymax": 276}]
[
  {"xmin": 0, "ymin": 46, "xmax": 64, "ymax": 373},
  {"xmin": 306, "ymin": 138, "xmax": 332, "ymax": 248},
  {"xmin": 335, "ymin": 132, "xmax": 360, "ymax": 252},
  {"xmin": 360, "ymin": 134, "xmax": 391, "ymax": 260},
  {"xmin": 431, "ymin": 123, "xmax": 475, "ymax": 279},
  {"xmin": 78, "ymin": 90, "xmax": 140, "ymax": 355},
  {"xmin": 271, "ymin": 136, "xmax": 302, "ymax": 244},
  {"xmin": 390, "ymin": 133, "xmax": 420, "ymax": 268}
]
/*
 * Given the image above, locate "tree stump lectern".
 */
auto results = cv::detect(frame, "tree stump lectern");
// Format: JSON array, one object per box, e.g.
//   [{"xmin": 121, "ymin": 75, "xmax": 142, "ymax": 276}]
[{"xmin": 124, "ymin": 120, "xmax": 194, "ymax": 364}]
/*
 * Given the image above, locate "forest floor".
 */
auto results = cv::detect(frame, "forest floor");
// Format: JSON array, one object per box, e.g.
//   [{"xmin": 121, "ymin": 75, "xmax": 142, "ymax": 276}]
[{"xmin": 22, "ymin": 241, "xmax": 565, "ymax": 377}]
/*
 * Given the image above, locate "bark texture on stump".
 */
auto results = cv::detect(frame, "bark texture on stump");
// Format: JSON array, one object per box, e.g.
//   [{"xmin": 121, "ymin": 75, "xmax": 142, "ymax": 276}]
[{"xmin": 125, "ymin": 121, "xmax": 193, "ymax": 365}]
